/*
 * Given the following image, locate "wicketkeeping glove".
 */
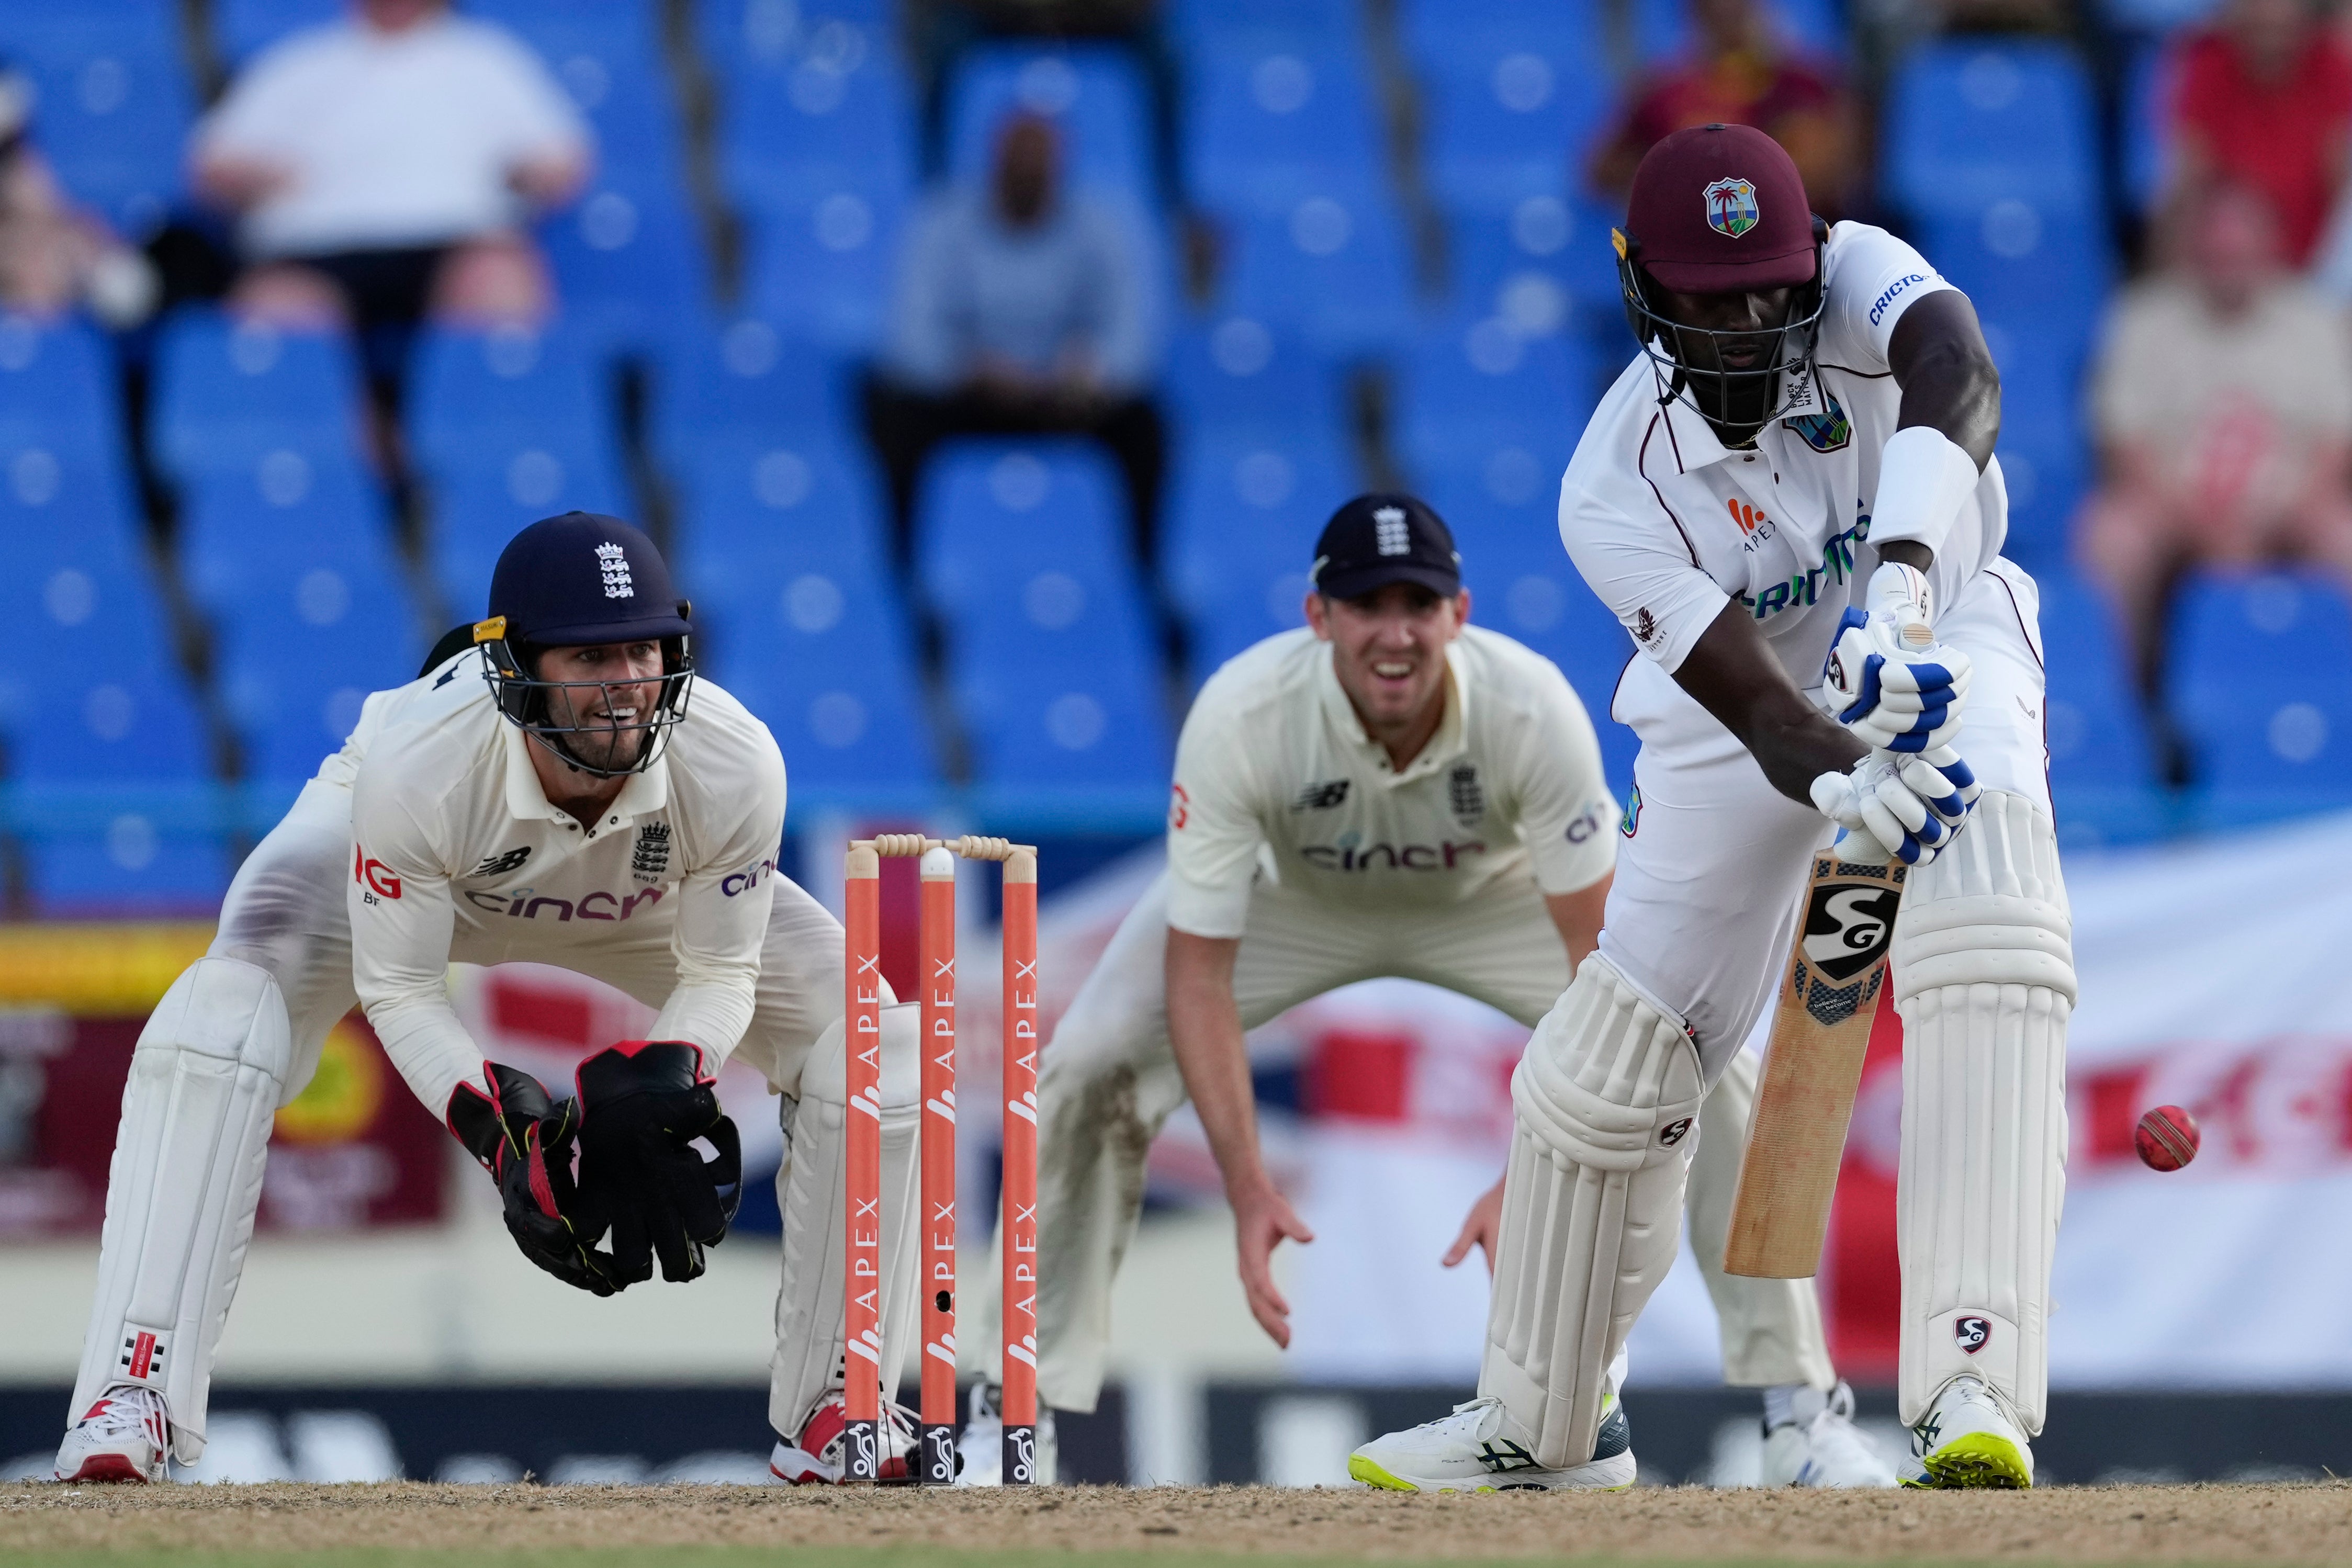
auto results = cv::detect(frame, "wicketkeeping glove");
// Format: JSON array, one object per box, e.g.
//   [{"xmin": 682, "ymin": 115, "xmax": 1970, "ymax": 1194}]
[
  {"xmin": 1822, "ymin": 562, "xmax": 1972, "ymax": 753},
  {"xmin": 445, "ymin": 1063, "xmax": 621, "ymax": 1296},
  {"xmin": 1811, "ymin": 745, "xmax": 1982, "ymax": 866},
  {"xmin": 575, "ymin": 1041, "xmax": 744, "ymax": 1285}
]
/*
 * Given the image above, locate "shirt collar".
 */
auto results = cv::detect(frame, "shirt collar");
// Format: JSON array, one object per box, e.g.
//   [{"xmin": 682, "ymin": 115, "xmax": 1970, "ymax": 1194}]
[
  {"xmin": 1313, "ymin": 639, "xmax": 1471, "ymax": 784},
  {"xmin": 499, "ymin": 719, "xmax": 670, "ymax": 831},
  {"xmin": 1651, "ymin": 366, "xmax": 1804, "ymax": 474}
]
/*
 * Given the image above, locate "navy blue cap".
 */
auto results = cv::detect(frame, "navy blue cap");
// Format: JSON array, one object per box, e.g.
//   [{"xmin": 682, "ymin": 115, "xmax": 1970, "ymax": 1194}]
[
  {"xmin": 486, "ymin": 513, "xmax": 692, "ymax": 646},
  {"xmin": 1310, "ymin": 493, "xmax": 1462, "ymax": 600}
]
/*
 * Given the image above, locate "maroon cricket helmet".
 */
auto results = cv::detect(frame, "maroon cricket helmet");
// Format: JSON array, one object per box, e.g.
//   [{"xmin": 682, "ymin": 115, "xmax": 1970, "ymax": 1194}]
[{"xmin": 1620, "ymin": 122, "xmax": 1818, "ymax": 295}]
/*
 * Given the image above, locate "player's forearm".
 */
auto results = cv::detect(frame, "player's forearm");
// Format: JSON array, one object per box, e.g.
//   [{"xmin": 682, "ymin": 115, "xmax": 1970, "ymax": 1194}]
[
  {"xmin": 1674, "ymin": 601, "xmax": 1864, "ymax": 805},
  {"xmin": 359, "ymin": 989, "xmax": 487, "ymax": 1116},
  {"xmin": 1164, "ymin": 932, "xmax": 1272, "ymax": 1198},
  {"xmin": 1887, "ymin": 291, "xmax": 2000, "ymax": 470},
  {"xmin": 648, "ymin": 977, "xmax": 757, "ymax": 1069}
]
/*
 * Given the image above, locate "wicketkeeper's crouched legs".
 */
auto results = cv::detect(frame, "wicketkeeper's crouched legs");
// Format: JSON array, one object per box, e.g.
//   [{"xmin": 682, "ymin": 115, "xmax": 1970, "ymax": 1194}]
[
  {"xmin": 1685, "ymin": 1045, "xmax": 1836, "ymax": 1390},
  {"xmin": 770, "ymin": 1003, "xmax": 922, "ymax": 1438},
  {"xmin": 1480, "ymin": 954, "xmax": 1705, "ymax": 1469},
  {"xmin": 1894, "ymin": 792, "xmax": 2074, "ymax": 1434}
]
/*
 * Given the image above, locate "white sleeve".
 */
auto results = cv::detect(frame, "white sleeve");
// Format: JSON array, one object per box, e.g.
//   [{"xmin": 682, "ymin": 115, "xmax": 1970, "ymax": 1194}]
[
  {"xmin": 348, "ymin": 772, "xmax": 482, "ymax": 1116},
  {"xmin": 1509, "ymin": 668, "xmax": 1619, "ymax": 897},
  {"xmin": 1163, "ymin": 702, "xmax": 1267, "ymax": 940},
  {"xmin": 647, "ymin": 744, "xmax": 786, "ymax": 1067},
  {"xmin": 1558, "ymin": 473, "xmax": 1733, "ymax": 676},
  {"xmin": 1816, "ymin": 222, "xmax": 1959, "ymax": 371},
  {"xmin": 477, "ymin": 29, "xmax": 592, "ymax": 161}
]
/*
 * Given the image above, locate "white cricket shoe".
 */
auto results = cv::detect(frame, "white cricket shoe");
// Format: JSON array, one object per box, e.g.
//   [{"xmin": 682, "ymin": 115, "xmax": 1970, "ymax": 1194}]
[
  {"xmin": 53, "ymin": 1385, "xmax": 171, "ymax": 1484},
  {"xmin": 953, "ymin": 1382, "xmax": 1059, "ymax": 1485},
  {"xmin": 1903, "ymin": 1374, "xmax": 2034, "ymax": 1489},
  {"xmin": 1760, "ymin": 1382, "xmax": 1896, "ymax": 1487},
  {"xmin": 769, "ymin": 1392, "xmax": 919, "ymax": 1484},
  {"xmin": 1349, "ymin": 1394, "xmax": 1636, "ymax": 1493}
]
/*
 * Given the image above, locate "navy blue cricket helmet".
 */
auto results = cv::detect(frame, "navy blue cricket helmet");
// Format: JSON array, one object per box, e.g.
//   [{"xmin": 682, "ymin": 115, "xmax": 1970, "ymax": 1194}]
[{"xmin": 474, "ymin": 513, "xmax": 696, "ymax": 777}]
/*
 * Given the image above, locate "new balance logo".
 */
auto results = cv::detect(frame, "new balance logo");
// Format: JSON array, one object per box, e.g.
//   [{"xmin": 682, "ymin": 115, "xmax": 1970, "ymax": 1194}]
[
  {"xmin": 1292, "ymin": 779, "xmax": 1351, "ymax": 810},
  {"xmin": 468, "ymin": 847, "xmax": 532, "ymax": 878},
  {"xmin": 1477, "ymin": 1438, "xmax": 1541, "ymax": 1472}
]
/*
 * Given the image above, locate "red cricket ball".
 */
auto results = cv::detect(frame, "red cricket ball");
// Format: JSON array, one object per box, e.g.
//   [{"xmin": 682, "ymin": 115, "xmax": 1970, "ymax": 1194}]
[{"xmin": 2134, "ymin": 1105, "xmax": 2200, "ymax": 1171}]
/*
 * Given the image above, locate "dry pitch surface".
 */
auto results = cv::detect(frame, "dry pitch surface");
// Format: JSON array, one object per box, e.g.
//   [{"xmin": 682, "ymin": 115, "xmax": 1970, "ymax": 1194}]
[{"xmin": 6, "ymin": 1480, "xmax": 2352, "ymax": 1568}]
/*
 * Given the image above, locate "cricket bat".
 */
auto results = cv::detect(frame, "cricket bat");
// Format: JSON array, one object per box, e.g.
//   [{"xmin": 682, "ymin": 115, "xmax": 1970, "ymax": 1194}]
[{"xmin": 1721, "ymin": 849, "xmax": 1907, "ymax": 1279}]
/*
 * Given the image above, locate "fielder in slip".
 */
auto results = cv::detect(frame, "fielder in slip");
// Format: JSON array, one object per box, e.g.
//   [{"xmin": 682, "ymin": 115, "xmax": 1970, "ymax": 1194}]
[
  {"xmin": 1353, "ymin": 123, "xmax": 2072, "ymax": 1492},
  {"xmin": 53, "ymin": 514, "xmax": 929, "ymax": 1488},
  {"xmin": 963, "ymin": 492, "xmax": 1892, "ymax": 1488}
]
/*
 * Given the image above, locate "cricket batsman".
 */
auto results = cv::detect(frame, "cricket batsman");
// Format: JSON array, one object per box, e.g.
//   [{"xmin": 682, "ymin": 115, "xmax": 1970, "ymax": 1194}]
[
  {"xmin": 53, "ymin": 513, "xmax": 928, "ymax": 1486},
  {"xmin": 963, "ymin": 492, "xmax": 1892, "ymax": 1488},
  {"xmin": 1353, "ymin": 123, "xmax": 2069, "ymax": 1490}
]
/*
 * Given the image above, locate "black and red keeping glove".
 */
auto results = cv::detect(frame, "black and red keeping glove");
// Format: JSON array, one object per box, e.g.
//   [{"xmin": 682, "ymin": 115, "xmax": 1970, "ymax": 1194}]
[
  {"xmin": 446, "ymin": 1063, "xmax": 621, "ymax": 1296},
  {"xmin": 574, "ymin": 1041, "xmax": 744, "ymax": 1285}
]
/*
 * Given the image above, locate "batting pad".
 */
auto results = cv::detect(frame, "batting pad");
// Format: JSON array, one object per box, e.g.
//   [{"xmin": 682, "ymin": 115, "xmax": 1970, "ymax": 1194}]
[
  {"xmin": 71, "ymin": 957, "xmax": 291, "ymax": 1463},
  {"xmin": 772, "ymin": 1003, "xmax": 920, "ymax": 1439},
  {"xmin": 1482, "ymin": 954, "xmax": 1704, "ymax": 1469},
  {"xmin": 1893, "ymin": 792, "xmax": 2074, "ymax": 1433}
]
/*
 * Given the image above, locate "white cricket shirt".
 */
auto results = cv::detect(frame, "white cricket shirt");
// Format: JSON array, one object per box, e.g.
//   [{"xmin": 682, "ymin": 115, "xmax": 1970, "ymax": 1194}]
[
  {"xmin": 1164, "ymin": 626, "xmax": 1618, "ymax": 939},
  {"xmin": 341, "ymin": 651, "xmax": 786, "ymax": 1113},
  {"xmin": 1558, "ymin": 222, "xmax": 2006, "ymax": 693}
]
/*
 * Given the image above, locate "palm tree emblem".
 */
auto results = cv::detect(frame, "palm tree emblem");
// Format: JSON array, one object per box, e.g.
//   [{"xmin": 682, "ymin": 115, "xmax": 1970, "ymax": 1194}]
[{"xmin": 1703, "ymin": 177, "xmax": 1759, "ymax": 238}]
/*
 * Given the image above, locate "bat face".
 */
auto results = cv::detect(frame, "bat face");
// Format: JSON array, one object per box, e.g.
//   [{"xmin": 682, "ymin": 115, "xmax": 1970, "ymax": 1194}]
[{"xmin": 1801, "ymin": 882, "xmax": 1901, "ymax": 983}]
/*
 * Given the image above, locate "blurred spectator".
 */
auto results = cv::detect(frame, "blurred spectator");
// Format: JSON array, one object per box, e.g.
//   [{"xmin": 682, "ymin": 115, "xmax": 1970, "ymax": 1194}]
[
  {"xmin": 190, "ymin": 0, "xmax": 590, "ymax": 346},
  {"xmin": 865, "ymin": 113, "xmax": 1164, "ymax": 557},
  {"xmin": 0, "ymin": 63, "xmax": 157, "ymax": 327},
  {"xmin": 1590, "ymin": 0, "xmax": 1857, "ymax": 217},
  {"xmin": 2167, "ymin": 0, "xmax": 2352, "ymax": 269},
  {"xmin": 2080, "ymin": 182, "xmax": 2352, "ymax": 717}
]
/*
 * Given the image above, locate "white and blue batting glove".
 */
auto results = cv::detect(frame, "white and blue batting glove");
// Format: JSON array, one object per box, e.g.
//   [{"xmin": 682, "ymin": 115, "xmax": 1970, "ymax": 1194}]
[
  {"xmin": 1810, "ymin": 746, "xmax": 1981, "ymax": 867},
  {"xmin": 1822, "ymin": 562, "xmax": 1972, "ymax": 753}
]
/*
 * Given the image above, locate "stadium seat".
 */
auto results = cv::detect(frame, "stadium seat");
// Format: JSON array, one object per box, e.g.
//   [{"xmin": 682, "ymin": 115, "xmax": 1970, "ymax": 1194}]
[
  {"xmin": 540, "ymin": 178, "xmax": 710, "ymax": 358},
  {"xmin": 0, "ymin": 0, "xmax": 192, "ymax": 236},
  {"xmin": 2031, "ymin": 566, "xmax": 2167, "ymax": 843},
  {"xmin": 407, "ymin": 324, "xmax": 618, "ymax": 479},
  {"xmin": 1881, "ymin": 40, "xmax": 2101, "ymax": 220},
  {"xmin": 741, "ymin": 193, "xmax": 906, "ymax": 355},
  {"xmin": 423, "ymin": 455, "xmax": 632, "ymax": 622},
  {"xmin": 0, "ymin": 442, "xmax": 144, "ymax": 577},
  {"xmin": 1218, "ymin": 190, "xmax": 1414, "ymax": 357},
  {"xmin": 1163, "ymin": 315, "xmax": 1344, "ymax": 438},
  {"xmin": 1632, "ymin": 0, "xmax": 1850, "ymax": 63},
  {"xmin": 1171, "ymin": 0, "xmax": 1360, "ymax": 53},
  {"xmin": 648, "ymin": 319, "xmax": 852, "ymax": 477},
  {"xmin": 1912, "ymin": 205, "xmax": 2111, "ymax": 371},
  {"xmin": 697, "ymin": 0, "xmax": 894, "ymax": 81},
  {"xmin": 1187, "ymin": 43, "xmax": 1386, "ymax": 215},
  {"xmin": 916, "ymin": 441, "xmax": 1134, "ymax": 612},
  {"xmin": 150, "ymin": 312, "xmax": 368, "ymax": 478},
  {"xmin": 2121, "ymin": 39, "xmax": 2173, "ymax": 216},
  {"xmin": 715, "ymin": 20, "xmax": 914, "ymax": 219},
  {"xmin": 1161, "ymin": 428, "xmax": 1355, "ymax": 683},
  {"xmin": 0, "ymin": 315, "xmax": 124, "ymax": 471},
  {"xmin": 1416, "ymin": 33, "xmax": 1615, "ymax": 215},
  {"xmin": 1441, "ymin": 194, "xmax": 1625, "ymax": 324},
  {"xmin": 1395, "ymin": 317, "xmax": 1600, "ymax": 472},
  {"xmin": 946, "ymin": 44, "xmax": 1156, "ymax": 197},
  {"xmin": 2167, "ymin": 571, "xmax": 2352, "ymax": 822},
  {"xmin": 1980, "ymin": 326, "xmax": 2087, "ymax": 569},
  {"xmin": 671, "ymin": 438, "xmax": 892, "ymax": 581},
  {"xmin": 210, "ymin": 0, "xmax": 341, "ymax": 63}
]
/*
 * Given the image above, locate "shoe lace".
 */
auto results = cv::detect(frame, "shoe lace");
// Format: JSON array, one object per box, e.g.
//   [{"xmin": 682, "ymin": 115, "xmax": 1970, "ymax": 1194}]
[{"xmin": 82, "ymin": 1387, "xmax": 166, "ymax": 1445}]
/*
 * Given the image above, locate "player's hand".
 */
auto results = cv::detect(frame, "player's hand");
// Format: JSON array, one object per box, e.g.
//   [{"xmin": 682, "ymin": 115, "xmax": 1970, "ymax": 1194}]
[
  {"xmin": 445, "ymin": 1063, "xmax": 621, "ymax": 1296},
  {"xmin": 1811, "ymin": 746, "xmax": 1980, "ymax": 866},
  {"xmin": 1443, "ymin": 1176, "xmax": 1505, "ymax": 1276},
  {"xmin": 574, "ymin": 1041, "xmax": 744, "ymax": 1285},
  {"xmin": 1822, "ymin": 563, "xmax": 1972, "ymax": 753},
  {"xmin": 1229, "ymin": 1176, "xmax": 1314, "ymax": 1348}
]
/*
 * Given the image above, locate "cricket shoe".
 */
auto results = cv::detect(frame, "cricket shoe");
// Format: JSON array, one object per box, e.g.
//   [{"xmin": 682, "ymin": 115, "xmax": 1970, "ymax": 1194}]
[
  {"xmin": 770, "ymin": 1392, "xmax": 919, "ymax": 1484},
  {"xmin": 53, "ymin": 1385, "xmax": 171, "ymax": 1483},
  {"xmin": 954, "ymin": 1383, "xmax": 1059, "ymax": 1486},
  {"xmin": 1348, "ymin": 1393, "xmax": 1636, "ymax": 1492},
  {"xmin": 1902, "ymin": 1375, "xmax": 2034, "ymax": 1489},
  {"xmin": 1760, "ymin": 1382, "xmax": 1896, "ymax": 1487}
]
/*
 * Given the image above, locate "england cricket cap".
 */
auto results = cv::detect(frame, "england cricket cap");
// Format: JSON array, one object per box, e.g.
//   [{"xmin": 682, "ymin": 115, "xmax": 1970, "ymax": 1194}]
[
  {"xmin": 486, "ymin": 512, "xmax": 692, "ymax": 647},
  {"xmin": 1310, "ymin": 493, "xmax": 1461, "ymax": 601},
  {"xmin": 1622, "ymin": 122, "xmax": 1818, "ymax": 294}
]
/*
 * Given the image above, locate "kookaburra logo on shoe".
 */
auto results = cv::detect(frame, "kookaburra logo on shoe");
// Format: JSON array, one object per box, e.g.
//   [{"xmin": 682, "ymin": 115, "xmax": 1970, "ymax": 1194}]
[
  {"xmin": 1955, "ymin": 1315, "xmax": 1991, "ymax": 1354},
  {"xmin": 1478, "ymin": 1438, "xmax": 1541, "ymax": 1472}
]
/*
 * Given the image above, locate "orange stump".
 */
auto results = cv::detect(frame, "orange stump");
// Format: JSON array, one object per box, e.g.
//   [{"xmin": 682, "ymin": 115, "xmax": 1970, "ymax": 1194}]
[
  {"xmin": 917, "ymin": 847, "xmax": 959, "ymax": 1483},
  {"xmin": 841, "ymin": 842, "xmax": 884, "ymax": 1483},
  {"xmin": 1000, "ymin": 848, "xmax": 1040, "ymax": 1484}
]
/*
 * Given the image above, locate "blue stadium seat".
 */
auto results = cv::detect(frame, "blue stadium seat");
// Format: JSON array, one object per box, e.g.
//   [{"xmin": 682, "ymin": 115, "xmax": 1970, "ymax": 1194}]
[
  {"xmin": 1188, "ymin": 43, "xmax": 1386, "ymax": 215},
  {"xmin": 210, "ymin": 0, "xmax": 341, "ymax": 63},
  {"xmin": 2168, "ymin": 571, "xmax": 2352, "ymax": 822},
  {"xmin": 1219, "ymin": 191, "xmax": 1414, "ymax": 356},
  {"xmin": 1396, "ymin": 318, "xmax": 1599, "ymax": 472},
  {"xmin": 1163, "ymin": 316, "xmax": 1343, "ymax": 438},
  {"xmin": 179, "ymin": 457, "xmax": 420, "ymax": 782},
  {"xmin": 408, "ymin": 325, "xmax": 618, "ymax": 479},
  {"xmin": 716, "ymin": 24, "xmax": 914, "ymax": 218},
  {"xmin": 0, "ymin": 0, "xmax": 192, "ymax": 235},
  {"xmin": 950, "ymin": 615, "xmax": 1171, "ymax": 791},
  {"xmin": 916, "ymin": 441, "xmax": 1134, "ymax": 613},
  {"xmin": 0, "ymin": 316, "xmax": 123, "ymax": 470},
  {"xmin": 475, "ymin": 1, "xmax": 683, "ymax": 188},
  {"xmin": 742, "ymin": 193, "xmax": 905, "ymax": 355},
  {"xmin": 1633, "ymin": 0, "xmax": 1850, "ymax": 63},
  {"xmin": 2121, "ymin": 39, "xmax": 2171, "ymax": 216},
  {"xmin": 0, "ymin": 441, "xmax": 142, "ymax": 574},
  {"xmin": 1980, "ymin": 326, "xmax": 2087, "ymax": 568},
  {"xmin": 424, "ymin": 455, "xmax": 631, "ymax": 621},
  {"xmin": 697, "ymin": 0, "xmax": 894, "ymax": 81},
  {"xmin": 1882, "ymin": 40, "xmax": 2101, "ymax": 220},
  {"xmin": 541, "ymin": 178, "xmax": 710, "ymax": 357},
  {"xmin": 1913, "ymin": 206, "xmax": 2111, "ymax": 369},
  {"xmin": 1417, "ymin": 34, "xmax": 1615, "ymax": 214},
  {"xmin": 649, "ymin": 319, "xmax": 851, "ymax": 476},
  {"xmin": 671, "ymin": 437, "xmax": 892, "ymax": 578},
  {"xmin": 1444, "ymin": 193, "xmax": 1626, "ymax": 325},
  {"xmin": 150, "ymin": 312, "xmax": 367, "ymax": 478},
  {"xmin": 1162, "ymin": 428, "xmax": 1354, "ymax": 682},
  {"xmin": 2031, "ymin": 565, "xmax": 2166, "ymax": 843},
  {"xmin": 947, "ymin": 44, "xmax": 1155, "ymax": 196},
  {"xmin": 1171, "ymin": 0, "xmax": 1360, "ymax": 53}
]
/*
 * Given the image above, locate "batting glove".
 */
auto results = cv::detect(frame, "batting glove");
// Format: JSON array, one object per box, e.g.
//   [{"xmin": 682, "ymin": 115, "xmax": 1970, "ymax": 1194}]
[
  {"xmin": 1822, "ymin": 562, "xmax": 1972, "ymax": 753},
  {"xmin": 446, "ymin": 1063, "xmax": 621, "ymax": 1296},
  {"xmin": 575, "ymin": 1041, "xmax": 744, "ymax": 1285},
  {"xmin": 1811, "ymin": 746, "xmax": 1981, "ymax": 867}
]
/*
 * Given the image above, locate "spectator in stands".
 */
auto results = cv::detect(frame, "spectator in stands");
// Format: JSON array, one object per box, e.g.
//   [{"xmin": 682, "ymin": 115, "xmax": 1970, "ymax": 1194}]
[
  {"xmin": 2080, "ymin": 181, "xmax": 2352, "ymax": 724},
  {"xmin": 866, "ymin": 111, "xmax": 1164, "ymax": 558},
  {"xmin": 1590, "ymin": 0, "xmax": 1856, "ymax": 218},
  {"xmin": 190, "ymin": 0, "xmax": 590, "ymax": 347},
  {"xmin": 2167, "ymin": 0, "xmax": 2352, "ymax": 270},
  {"xmin": 0, "ymin": 62, "xmax": 156, "ymax": 327}
]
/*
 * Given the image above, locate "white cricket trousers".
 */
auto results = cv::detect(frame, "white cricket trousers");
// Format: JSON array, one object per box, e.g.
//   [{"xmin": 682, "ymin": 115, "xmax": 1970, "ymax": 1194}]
[{"xmin": 982, "ymin": 866, "xmax": 1835, "ymax": 1413}]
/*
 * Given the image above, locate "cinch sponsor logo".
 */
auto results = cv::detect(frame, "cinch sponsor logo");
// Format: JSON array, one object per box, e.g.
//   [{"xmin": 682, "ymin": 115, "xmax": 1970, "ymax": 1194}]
[
  {"xmin": 354, "ymin": 845, "xmax": 401, "ymax": 903},
  {"xmin": 464, "ymin": 885, "xmax": 665, "ymax": 921},
  {"xmin": 1736, "ymin": 512, "xmax": 1871, "ymax": 623},
  {"xmin": 1299, "ymin": 839, "xmax": 1487, "ymax": 871},
  {"xmin": 722, "ymin": 857, "xmax": 778, "ymax": 897},
  {"xmin": 1867, "ymin": 273, "xmax": 1927, "ymax": 326},
  {"xmin": 1566, "ymin": 800, "xmax": 1611, "ymax": 844}
]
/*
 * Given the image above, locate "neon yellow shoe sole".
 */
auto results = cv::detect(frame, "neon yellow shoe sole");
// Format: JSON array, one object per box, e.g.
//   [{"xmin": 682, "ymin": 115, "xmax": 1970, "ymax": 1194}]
[
  {"xmin": 1901, "ymin": 1431, "xmax": 2033, "ymax": 1490},
  {"xmin": 1347, "ymin": 1453, "xmax": 1635, "ymax": 1493}
]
